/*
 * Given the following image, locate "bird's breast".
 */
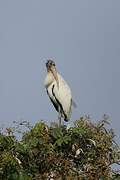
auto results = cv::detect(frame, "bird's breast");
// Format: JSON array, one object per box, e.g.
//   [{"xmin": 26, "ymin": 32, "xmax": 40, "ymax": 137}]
[{"xmin": 44, "ymin": 72, "xmax": 55, "ymax": 89}]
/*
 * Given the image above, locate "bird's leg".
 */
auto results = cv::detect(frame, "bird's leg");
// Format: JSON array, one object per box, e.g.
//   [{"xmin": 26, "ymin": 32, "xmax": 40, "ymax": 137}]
[{"xmin": 58, "ymin": 106, "xmax": 62, "ymax": 127}]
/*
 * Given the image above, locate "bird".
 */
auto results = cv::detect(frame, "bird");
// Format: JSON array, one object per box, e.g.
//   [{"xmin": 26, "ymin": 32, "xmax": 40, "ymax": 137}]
[{"xmin": 44, "ymin": 60, "xmax": 72, "ymax": 126}]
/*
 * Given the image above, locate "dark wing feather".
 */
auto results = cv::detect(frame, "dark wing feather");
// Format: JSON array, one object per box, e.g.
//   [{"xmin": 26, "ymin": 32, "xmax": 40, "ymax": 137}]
[
  {"xmin": 51, "ymin": 85, "xmax": 67, "ymax": 120},
  {"xmin": 46, "ymin": 89, "xmax": 59, "ymax": 112}
]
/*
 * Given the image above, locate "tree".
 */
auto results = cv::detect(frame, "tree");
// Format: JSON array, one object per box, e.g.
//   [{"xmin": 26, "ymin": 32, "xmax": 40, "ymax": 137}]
[{"xmin": 0, "ymin": 115, "xmax": 120, "ymax": 179}]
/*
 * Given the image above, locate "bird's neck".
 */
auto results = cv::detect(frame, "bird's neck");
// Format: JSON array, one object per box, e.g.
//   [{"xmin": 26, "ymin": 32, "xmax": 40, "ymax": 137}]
[{"xmin": 44, "ymin": 71, "xmax": 55, "ymax": 88}]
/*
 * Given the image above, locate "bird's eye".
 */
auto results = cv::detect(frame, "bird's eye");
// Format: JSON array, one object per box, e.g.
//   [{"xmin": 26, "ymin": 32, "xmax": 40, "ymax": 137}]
[{"xmin": 52, "ymin": 63, "xmax": 55, "ymax": 66}]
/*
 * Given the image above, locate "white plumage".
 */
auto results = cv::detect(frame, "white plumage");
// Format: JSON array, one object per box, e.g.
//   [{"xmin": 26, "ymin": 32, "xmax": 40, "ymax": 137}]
[{"xmin": 44, "ymin": 60, "xmax": 72, "ymax": 125}]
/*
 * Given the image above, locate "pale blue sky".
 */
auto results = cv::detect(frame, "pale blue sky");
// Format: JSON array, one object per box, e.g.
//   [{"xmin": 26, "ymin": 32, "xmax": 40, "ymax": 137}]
[{"xmin": 0, "ymin": 1, "xmax": 120, "ymax": 141}]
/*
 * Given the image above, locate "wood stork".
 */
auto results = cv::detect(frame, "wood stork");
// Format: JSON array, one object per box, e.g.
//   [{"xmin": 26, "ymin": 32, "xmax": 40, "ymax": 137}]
[{"xmin": 44, "ymin": 60, "xmax": 72, "ymax": 126}]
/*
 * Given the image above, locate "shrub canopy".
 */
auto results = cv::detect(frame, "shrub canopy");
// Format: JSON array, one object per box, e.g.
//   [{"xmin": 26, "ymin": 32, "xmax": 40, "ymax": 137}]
[{"xmin": 0, "ymin": 116, "xmax": 120, "ymax": 179}]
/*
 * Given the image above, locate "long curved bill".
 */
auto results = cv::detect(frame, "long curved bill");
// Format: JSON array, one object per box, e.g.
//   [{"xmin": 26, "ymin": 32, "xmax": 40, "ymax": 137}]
[{"xmin": 51, "ymin": 67, "xmax": 59, "ymax": 89}]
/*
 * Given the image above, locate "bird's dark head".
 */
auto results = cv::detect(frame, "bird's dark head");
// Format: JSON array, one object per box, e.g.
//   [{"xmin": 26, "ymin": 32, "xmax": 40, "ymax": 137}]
[
  {"xmin": 46, "ymin": 60, "xmax": 56, "ymax": 71},
  {"xmin": 46, "ymin": 59, "xmax": 59, "ymax": 88}
]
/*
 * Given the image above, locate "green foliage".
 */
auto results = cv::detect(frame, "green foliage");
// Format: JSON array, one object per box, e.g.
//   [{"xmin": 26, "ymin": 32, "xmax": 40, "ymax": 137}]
[{"xmin": 0, "ymin": 116, "xmax": 120, "ymax": 179}]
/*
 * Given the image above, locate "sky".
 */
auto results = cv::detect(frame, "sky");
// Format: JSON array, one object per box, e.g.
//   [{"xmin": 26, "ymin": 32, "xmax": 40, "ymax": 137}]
[{"xmin": 0, "ymin": 1, "xmax": 120, "ymax": 141}]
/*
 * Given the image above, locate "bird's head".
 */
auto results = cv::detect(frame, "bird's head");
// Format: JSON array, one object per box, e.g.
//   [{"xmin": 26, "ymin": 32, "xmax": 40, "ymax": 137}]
[
  {"xmin": 46, "ymin": 60, "xmax": 56, "ymax": 71},
  {"xmin": 46, "ymin": 60, "xmax": 59, "ymax": 88}
]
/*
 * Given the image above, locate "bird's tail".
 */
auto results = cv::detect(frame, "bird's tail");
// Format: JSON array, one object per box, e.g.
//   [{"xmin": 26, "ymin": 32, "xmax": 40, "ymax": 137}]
[{"xmin": 64, "ymin": 118, "xmax": 69, "ymax": 122}]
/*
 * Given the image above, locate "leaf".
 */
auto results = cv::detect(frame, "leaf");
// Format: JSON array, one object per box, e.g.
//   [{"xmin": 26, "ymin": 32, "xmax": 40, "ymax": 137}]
[
  {"xmin": 55, "ymin": 138, "xmax": 63, "ymax": 146},
  {"xmin": 52, "ymin": 128, "xmax": 63, "ymax": 139}
]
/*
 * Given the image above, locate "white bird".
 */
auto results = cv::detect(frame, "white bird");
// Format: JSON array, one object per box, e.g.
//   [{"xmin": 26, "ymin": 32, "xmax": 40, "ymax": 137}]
[{"xmin": 44, "ymin": 60, "xmax": 72, "ymax": 126}]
